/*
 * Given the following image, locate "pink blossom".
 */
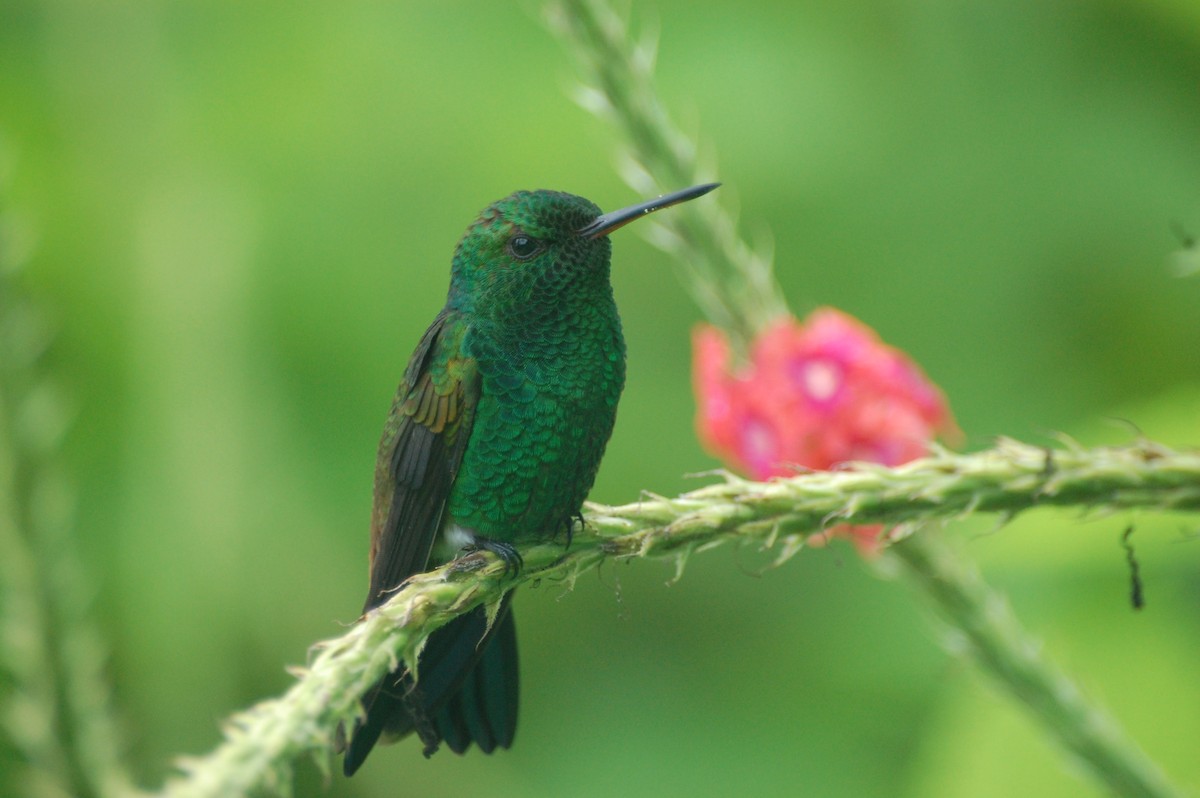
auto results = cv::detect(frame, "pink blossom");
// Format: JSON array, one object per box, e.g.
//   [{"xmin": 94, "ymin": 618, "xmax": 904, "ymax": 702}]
[{"xmin": 691, "ymin": 308, "xmax": 960, "ymax": 553}]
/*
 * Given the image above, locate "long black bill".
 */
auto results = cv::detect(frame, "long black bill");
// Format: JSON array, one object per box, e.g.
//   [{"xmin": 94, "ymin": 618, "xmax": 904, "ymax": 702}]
[{"xmin": 579, "ymin": 182, "xmax": 720, "ymax": 239}]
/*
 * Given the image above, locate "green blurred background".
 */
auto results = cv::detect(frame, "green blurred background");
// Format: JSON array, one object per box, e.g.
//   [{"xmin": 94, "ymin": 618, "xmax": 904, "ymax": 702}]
[{"xmin": 2, "ymin": 1, "xmax": 1200, "ymax": 795}]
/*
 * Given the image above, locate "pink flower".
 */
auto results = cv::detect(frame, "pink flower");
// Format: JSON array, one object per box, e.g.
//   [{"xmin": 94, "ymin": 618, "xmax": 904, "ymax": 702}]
[{"xmin": 692, "ymin": 308, "xmax": 960, "ymax": 553}]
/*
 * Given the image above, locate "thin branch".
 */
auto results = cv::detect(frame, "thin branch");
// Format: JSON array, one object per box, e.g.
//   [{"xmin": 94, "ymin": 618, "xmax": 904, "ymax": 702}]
[
  {"xmin": 892, "ymin": 530, "xmax": 1180, "ymax": 798},
  {"xmin": 160, "ymin": 438, "xmax": 1198, "ymax": 797}
]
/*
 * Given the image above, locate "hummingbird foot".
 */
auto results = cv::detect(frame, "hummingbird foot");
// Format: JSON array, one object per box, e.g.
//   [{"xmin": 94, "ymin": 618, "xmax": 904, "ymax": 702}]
[
  {"xmin": 558, "ymin": 512, "xmax": 584, "ymax": 549},
  {"xmin": 468, "ymin": 538, "xmax": 524, "ymax": 577}
]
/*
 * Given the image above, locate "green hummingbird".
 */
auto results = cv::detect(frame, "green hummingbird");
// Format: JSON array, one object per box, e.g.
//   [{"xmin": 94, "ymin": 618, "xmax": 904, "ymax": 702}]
[{"xmin": 342, "ymin": 183, "xmax": 719, "ymax": 776}]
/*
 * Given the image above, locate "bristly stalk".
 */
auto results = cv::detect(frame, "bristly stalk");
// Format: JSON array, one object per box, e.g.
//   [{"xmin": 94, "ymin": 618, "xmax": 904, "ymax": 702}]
[
  {"xmin": 161, "ymin": 437, "xmax": 1195, "ymax": 797},
  {"xmin": 0, "ymin": 148, "xmax": 139, "ymax": 798},
  {"xmin": 546, "ymin": 0, "xmax": 789, "ymax": 354}
]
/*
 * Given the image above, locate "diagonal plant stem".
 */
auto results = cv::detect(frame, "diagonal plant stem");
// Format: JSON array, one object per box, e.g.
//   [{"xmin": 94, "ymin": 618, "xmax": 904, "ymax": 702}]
[
  {"xmin": 891, "ymin": 530, "xmax": 1180, "ymax": 798},
  {"xmin": 547, "ymin": 0, "xmax": 788, "ymax": 353},
  {"xmin": 159, "ymin": 438, "xmax": 1196, "ymax": 797}
]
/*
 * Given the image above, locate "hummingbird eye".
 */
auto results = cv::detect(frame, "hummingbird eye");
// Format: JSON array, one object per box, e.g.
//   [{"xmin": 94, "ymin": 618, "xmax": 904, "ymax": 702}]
[{"xmin": 508, "ymin": 234, "xmax": 543, "ymax": 261}]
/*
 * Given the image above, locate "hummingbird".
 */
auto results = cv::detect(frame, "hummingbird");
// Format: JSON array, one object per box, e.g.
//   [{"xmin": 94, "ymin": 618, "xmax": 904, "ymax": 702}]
[{"xmin": 341, "ymin": 183, "xmax": 720, "ymax": 776}]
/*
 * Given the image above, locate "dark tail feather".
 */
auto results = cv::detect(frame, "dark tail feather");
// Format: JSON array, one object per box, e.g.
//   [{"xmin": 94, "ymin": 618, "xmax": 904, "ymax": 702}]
[
  {"xmin": 435, "ymin": 602, "xmax": 518, "ymax": 753},
  {"xmin": 341, "ymin": 680, "xmax": 398, "ymax": 777},
  {"xmin": 342, "ymin": 595, "xmax": 519, "ymax": 776}
]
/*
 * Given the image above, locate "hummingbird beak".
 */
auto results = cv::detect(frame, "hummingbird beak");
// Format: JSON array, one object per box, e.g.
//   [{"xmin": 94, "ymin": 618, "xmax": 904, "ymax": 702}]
[{"xmin": 578, "ymin": 183, "xmax": 720, "ymax": 239}]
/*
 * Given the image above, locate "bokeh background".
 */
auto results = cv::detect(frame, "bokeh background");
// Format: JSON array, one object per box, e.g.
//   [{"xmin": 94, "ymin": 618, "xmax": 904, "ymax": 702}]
[{"xmin": 2, "ymin": 1, "xmax": 1200, "ymax": 796}]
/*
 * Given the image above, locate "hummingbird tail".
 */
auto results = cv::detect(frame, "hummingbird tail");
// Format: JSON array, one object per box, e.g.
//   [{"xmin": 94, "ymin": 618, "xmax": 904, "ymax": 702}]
[
  {"xmin": 432, "ymin": 599, "xmax": 519, "ymax": 754},
  {"xmin": 342, "ymin": 594, "xmax": 519, "ymax": 776}
]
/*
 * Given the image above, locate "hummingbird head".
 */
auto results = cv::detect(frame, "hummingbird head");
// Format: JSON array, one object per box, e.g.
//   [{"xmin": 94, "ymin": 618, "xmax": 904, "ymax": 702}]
[{"xmin": 447, "ymin": 184, "xmax": 718, "ymax": 317}]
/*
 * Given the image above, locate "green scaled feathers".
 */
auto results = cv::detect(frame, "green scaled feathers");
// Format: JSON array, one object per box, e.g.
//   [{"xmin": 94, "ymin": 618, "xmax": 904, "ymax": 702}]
[{"xmin": 343, "ymin": 184, "xmax": 718, "ymax": 776}]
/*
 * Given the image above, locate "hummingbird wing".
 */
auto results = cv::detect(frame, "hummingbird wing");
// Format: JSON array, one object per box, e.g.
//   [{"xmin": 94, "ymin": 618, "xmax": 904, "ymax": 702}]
[
  {"xmin": 363, "ymin": 309, "xmax": 477, "ymax": 612},
  {"xmin": 345, "ymin": 310, "xmax": 517, "ymax": 774}
]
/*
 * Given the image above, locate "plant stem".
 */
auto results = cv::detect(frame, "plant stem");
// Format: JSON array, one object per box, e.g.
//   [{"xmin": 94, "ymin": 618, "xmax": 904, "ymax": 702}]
[
  {"xmin": 159, "ymin": 438, "xmax": 1196, "ymax": 796},
  {"xmin": 891, "ymin": 529, "xmax": 1182, "ymax": 798},
  {"xmin": 548, "ymin": 0, "xmax": 789, "ymax": 352}
]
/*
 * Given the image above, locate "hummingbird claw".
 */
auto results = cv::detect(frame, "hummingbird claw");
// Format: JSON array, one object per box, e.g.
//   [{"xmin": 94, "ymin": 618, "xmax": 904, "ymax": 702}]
[
  {"xmin": 560, "ymin": 513, "xmax": 585, "ymax": 549},
  {"xmin": 469, "ymin": 538, "xmax": 524, "ymax": 577}
]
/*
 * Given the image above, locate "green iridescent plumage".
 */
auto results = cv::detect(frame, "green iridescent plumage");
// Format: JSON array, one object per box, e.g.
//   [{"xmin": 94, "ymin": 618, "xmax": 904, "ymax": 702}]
[
  {"xmin": 447, "ymin": 193, "xmax": 625, "ymax": 543},
  {"xmin": 343, "ymin": 184, "xmax": 718, "ymax": 776}
]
